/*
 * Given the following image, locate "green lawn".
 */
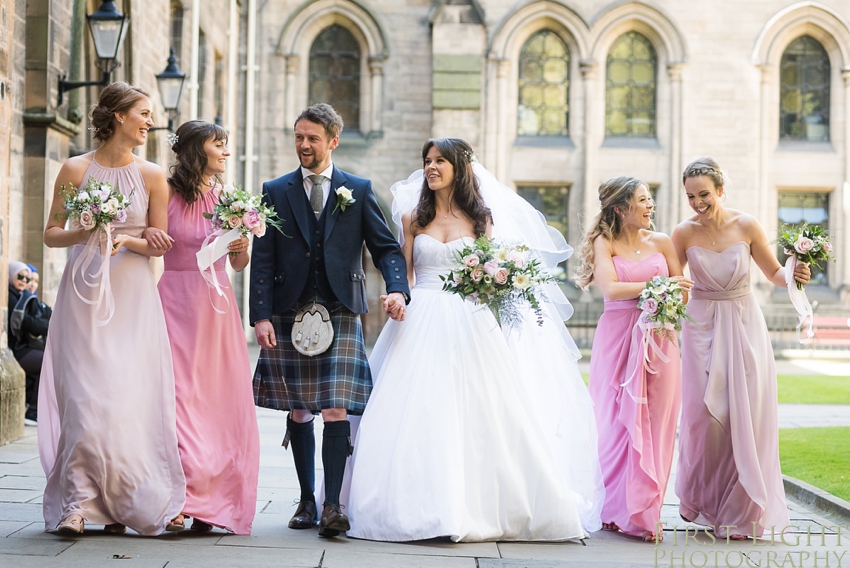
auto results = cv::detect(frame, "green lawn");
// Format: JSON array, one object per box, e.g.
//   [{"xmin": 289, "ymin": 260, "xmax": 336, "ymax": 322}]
[
  {"xmin": 777, "ymin": 374, "xmax": 850, "ymax": 404},
  {"xmin": 779, "ymin": 427, "xmax": 850, "ymax": 502}
]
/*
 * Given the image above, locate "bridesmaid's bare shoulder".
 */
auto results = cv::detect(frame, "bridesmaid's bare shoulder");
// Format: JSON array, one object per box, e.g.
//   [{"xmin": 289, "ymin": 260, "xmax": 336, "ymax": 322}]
[{"xmin": 57, "ymin": 152, "xmax": 96, "ymax": 188}]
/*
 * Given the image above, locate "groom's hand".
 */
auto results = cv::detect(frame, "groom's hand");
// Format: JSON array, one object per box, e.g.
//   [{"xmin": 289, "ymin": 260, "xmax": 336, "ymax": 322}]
[
  {"xmin": 255, "ymin": 320, "xmax": 277, "ymax": 349},
  {"xmin": 382, "ymin": 293, "xmax": 406, "ymax": 322}
]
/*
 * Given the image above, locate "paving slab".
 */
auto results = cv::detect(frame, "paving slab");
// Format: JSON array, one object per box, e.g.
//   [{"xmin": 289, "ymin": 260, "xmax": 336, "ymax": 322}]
[
  {"xmin": 0, "ymin": 502, "xmax": 45, "ymax": 522},
  {"xmin": 0, "ymin": 488, "xmax": 42, "ymax": 503},
  {"xmin": 0, "ymin": 537, "xmax": 75, "ymax": 557},
  {"xmin": 0, "ymin": 519, "xmax": 32, "ymax": 537},
  {"xmin": 321, "ymin": 549, "xmax": 478, "ymax": 567},
  {"xmin": 0, "ymin": 474, "xmax": 47, "ymax": 491}
]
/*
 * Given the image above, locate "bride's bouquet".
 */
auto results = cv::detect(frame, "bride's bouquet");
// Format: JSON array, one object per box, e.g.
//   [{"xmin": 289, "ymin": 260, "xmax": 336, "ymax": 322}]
[
  {"xmin": 777, "ymin": 223, "xmax": 834, "ymax": 290},
  {"xmin": 203, "ymin": 185, "xmax": 284, "ymax": 239},
  {"xmin": 440, "ymin": 236, "xmax": 553, "ymax": 331},
  {"xmin": 638, "ymin": 276, "xmax": 691, "ymax": 338},
  {"xmin": 62, "ymin": 175, "xmax": 133, "ymax": 232}
]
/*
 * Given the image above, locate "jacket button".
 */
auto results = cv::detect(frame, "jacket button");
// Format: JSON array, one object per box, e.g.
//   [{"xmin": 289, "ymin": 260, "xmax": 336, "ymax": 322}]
[
  {"xmin": 315, "ymin": 230, "xmax": 320, "ymax": 235},
  {"xmin": 391, "ymin": 260, "xmax": 396, "ymax": 264},
  {"xmin": 259, "ymin": 300, "xmax": 264, "ymax": 305},
  {"xmin": 257, "ymin": 291, "xmax": 262, "ymax": 295},
  {"xmin": 306, "ymin": 252, "xmax": 310, "ymax": 258},
  {"xmin": 317, "ymin": 243, "xmax": 321, "ymax": 248},
  {"xmin": 395, "ymin": 275, "xmax": 400, "ymax": 279},
  {"xmin": 394, "ymin": 267, "xmax": 399, "ymax": 272},
  {"xmin": 259, "ymin": 279, "xmax": 264, "ymax": 284}
]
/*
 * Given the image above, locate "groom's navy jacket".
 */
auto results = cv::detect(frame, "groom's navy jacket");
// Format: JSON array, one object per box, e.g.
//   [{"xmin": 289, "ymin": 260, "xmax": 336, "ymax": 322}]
[{"xmin": 249, "ymin": 166, "xmax": 410, "ymax": 324}]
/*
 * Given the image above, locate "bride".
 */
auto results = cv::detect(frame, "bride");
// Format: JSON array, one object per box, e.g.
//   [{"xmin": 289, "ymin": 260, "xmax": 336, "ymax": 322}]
[{"xmin": 345, "ymin": 138, "xmax": 604, "ymax": 542}]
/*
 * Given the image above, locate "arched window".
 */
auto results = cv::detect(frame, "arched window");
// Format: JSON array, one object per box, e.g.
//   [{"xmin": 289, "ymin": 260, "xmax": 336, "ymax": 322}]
[
  {"xmin": 780, "ymin": 35, "xmax": 830, "ymax": 142},
  {"xmin": 309, "ymin": 24, "xmax": 361, "ymax": 131},
  {"xmin": 606, "ymin": 31, "xmax": 657, "ymax": 138},
  {"xmin": 517, "ymin": 30, "xmax": 570, "ymax": 136}
]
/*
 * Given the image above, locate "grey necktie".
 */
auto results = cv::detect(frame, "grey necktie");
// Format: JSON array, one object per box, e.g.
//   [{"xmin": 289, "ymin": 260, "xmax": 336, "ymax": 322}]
[{"xmin": 308, "ymin": 175, "xmax": 326, "ymax": 219}]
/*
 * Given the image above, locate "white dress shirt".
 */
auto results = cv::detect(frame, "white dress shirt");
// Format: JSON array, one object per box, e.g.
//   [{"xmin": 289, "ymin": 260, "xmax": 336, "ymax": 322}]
[{"xmin": 301, "ymin": 164, "xmax": 334, "ymax": 209}]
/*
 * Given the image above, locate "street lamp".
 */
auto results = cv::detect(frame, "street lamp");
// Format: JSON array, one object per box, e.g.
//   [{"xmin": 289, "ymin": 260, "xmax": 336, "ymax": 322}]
[
  {"xmin": 58, "ymin": 1, "xmax": 130, "ymax": 105},
  {"xmin": 150, "ymin": 48, "xmax": 187, "ymax": 133}
]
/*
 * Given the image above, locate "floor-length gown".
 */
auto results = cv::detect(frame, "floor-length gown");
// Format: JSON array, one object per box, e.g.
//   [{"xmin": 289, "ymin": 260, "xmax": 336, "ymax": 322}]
[
  {"xmin": 346, "ymin": 234, "xmax": 592, "ymax": 542},
  {"xmin": 676, "ymin": 242, "xmax": 790, "ymax": 537},
  {"xmin": 38, "ymin": 157, "xmax": 186, "ymax": 535},
  {"xmin": 158, "ymin": 189, "xmax": 260, "ymax": 535},
  {"xmin": 588, "ymin": 253, "xmax": 681, "ymax": 537}
]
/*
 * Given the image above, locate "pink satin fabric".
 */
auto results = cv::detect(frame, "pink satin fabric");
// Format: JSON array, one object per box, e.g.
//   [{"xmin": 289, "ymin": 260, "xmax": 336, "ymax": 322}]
[
  {"xmin": 588, "ymin": 253, "xmax": 681, "ymax": 536},
  {"xmin": 676, "ymin": 242, "xmax": 790, "ymax": 538}
]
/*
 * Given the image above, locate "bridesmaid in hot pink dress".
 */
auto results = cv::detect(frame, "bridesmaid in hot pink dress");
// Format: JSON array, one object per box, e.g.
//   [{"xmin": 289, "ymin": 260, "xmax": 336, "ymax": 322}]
[
  {"xmin": 673, "ymin": 158, "xmax": 809, "ymax": 539},
  {"xmin": 575, "ymin": 177, "xmax": 691, "ymax": 543},
  {"xmin": 154, "ymin": 120, "xmax": 259, "ymax": 534}
]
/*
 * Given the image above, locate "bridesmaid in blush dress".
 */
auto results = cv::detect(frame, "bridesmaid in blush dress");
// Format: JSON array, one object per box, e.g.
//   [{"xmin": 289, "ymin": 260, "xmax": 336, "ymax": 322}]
[
  {"xmin": 672, "ymin": 158, "xmax": 809, "ymax": 539},
  {"xmin": 39, "ymin": 83, "xmax": 185, "ymax": 536},
  {"xmin": 575, "ymin": 177, "xmax": 692, "ymax": 544},
  {"xmin": 152, "ymin": 120, "xmax": 260, "ymax": 534}
]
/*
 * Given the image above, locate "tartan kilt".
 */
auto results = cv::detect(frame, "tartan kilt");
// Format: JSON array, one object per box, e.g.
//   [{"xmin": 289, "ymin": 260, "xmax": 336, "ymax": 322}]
[{"xmin": 253, "ymin": 307, "xmax": 373, "ymax": 415}]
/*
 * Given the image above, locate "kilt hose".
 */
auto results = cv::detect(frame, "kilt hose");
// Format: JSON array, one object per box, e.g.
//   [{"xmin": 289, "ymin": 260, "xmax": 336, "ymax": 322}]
[{"xmin": 253, "ymin": 307, "xmax": 373, "ymax": 415}]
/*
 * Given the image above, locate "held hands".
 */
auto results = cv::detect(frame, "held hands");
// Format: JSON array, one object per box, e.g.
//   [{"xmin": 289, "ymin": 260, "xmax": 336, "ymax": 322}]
[
  {"xmin": 382, "ymin": 292, "xmax": 406, "ymax": 322},
  {"xmin": 670, "ymin": 275, "xmax": 695, "ymax": 292},
  {"xmin": 142, "ymin": 226, "xmax": 175, "ymax": 252},
  {"xmin": 255, "ymin": 320, "xmax": 277, "ymax": 349}
]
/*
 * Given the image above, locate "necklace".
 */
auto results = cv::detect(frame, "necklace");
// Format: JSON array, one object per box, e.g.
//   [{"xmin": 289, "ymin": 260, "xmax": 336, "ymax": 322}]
[{"xmin": 699, "ymin": 221, "xmax": 718, "ymax": 245}]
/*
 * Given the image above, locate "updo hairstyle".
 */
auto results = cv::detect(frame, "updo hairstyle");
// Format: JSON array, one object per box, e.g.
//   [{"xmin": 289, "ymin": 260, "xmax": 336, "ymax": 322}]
[{"xmin": 89, "ymin": 82, "xmax": 150, "ymax": 143}]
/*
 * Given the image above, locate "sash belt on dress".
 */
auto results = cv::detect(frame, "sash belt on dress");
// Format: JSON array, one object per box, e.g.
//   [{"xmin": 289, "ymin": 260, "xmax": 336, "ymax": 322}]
[
  {"xmin": 603, "ymin": 299, "xmax": 639, "ymax": 311},
  {"xmin": 691, "ymin": 286, "xmax": 750, "ymax": 301}
]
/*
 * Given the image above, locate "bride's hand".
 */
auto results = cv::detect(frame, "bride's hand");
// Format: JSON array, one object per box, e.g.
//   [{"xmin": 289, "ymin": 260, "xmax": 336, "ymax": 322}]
[{"xmin": 382, "ymin": 293, "xmax": 406, "ymax": 322}]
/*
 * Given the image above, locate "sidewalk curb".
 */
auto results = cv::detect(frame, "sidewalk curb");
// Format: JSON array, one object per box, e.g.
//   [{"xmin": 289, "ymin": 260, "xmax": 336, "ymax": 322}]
[{"xmin": 783, "ymin": 475, "xmax": 850, "ymax": 524}]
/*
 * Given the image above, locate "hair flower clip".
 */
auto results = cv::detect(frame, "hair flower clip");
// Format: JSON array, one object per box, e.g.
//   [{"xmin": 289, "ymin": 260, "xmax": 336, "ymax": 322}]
[
  {"xmin": 87, "ymin": 126, "xmax": 99, "ymax": 132},
  {"xmin": 166, "ymin": 133, "xmax": 179, "ymax": 147}
]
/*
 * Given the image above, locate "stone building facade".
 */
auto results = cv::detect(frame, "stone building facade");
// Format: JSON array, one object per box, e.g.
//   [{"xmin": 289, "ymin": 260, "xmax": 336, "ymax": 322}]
[{"xmin": 241, "ymin": 0, "xmax": 850, "ymax": 317}]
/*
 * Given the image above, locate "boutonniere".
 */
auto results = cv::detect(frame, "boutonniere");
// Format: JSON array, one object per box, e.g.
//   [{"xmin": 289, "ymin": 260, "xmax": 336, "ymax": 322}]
[{"xmin": 333, "ymin": 186, "xmax": 356, "ymax": 214}]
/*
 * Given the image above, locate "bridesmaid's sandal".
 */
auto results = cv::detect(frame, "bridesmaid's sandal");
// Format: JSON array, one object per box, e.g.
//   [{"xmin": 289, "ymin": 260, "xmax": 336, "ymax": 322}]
[
  {"xmin": 602, "ymin": 522, "xmax": 620, "ymax": 531},
  {"xmin": 166, "ymin": 514, "xmax": 186, "ymax": 532},
  {"xmin": 190, "ymin": 519, "xmax": 213, "ymax": 533},
  {"xmin": 642, "ymin": 531, "xmax": 663, "ymax": 543},
  {"xmin": 58, "ymin": 514, "xmax": 84, "ymax": 535},
  {"xmin": 104, "ymin": 523, "xmax": 126, "ymax": 534},
  {"xmin": 729, "ymin": 534, "xmax": 749, "ymax": 541}
]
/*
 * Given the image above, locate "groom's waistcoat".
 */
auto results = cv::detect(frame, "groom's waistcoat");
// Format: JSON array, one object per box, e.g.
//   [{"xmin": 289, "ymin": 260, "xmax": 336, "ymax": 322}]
[{"xmin": 297, "ymin": 189, "xmax": 337, "ymax": 305}]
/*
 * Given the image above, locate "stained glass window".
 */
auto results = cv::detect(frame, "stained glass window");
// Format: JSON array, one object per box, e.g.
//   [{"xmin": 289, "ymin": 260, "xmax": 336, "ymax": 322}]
[
  {"xmin": 780, "ymin": 36, "xmax": 830, "ymax": 142},
  {"xmin": 778, "ymin": 191, "xmax": 830, "ymax": 285},
  {"xmin": 606, "ymin": 31, "xmax": 657, "ymax": 138},
  {"xmin": 516, "ymin": 184, "xmax": 570, "ymax": 281},
  {"xmin": 309, "ymin": 25, "xmax": 360, "ymax": 131},
  {"xmin": 517, "ymin": 30, "xmax": 570, "ymax": 136}
]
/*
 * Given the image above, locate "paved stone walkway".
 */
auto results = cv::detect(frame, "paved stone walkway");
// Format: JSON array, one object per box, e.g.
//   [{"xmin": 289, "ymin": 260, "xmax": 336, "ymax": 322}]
[{"xmin": 0, "ymin": 357, "xmax": 847, "ymax": 567}]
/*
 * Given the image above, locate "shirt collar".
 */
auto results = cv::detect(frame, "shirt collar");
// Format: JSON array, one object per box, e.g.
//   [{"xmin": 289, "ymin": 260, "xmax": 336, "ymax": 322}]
[{"xmin": 301, "ymin": 163, "xmax": 334, "ymax": 182}]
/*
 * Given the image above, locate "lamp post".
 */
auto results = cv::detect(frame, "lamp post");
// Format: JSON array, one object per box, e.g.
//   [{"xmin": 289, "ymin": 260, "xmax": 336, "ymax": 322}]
[
  {"xmin": 58, "ymin": 1, "xmax": 130, "ymax": 105},
  {"xmin": 150, "ymin": 48, "xmax": 187, "ymax": 133}
]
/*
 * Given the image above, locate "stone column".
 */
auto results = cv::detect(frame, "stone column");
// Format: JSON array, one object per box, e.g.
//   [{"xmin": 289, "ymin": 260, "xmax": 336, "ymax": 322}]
[
  {"xmin": 580, "ymin": 60, "xmax": 599, "ymax": 224},
  {"xmin": 368, "ymin": 56, "xmax": 385, "ymax": 136},
  {"xmin": 494, "ymin": 58, "xmax": 510, "ymax": 181},
  {"xmin": 753, "ymin": 64, "xmax": 775, "ymax": 294},
  {"xmin": 665, "ymin": 63, "xmax": 685, "ymax": 234},
  {"xmin": 284, "ymin": 55, "xmax": 299, "ymax": 131},
  {"xmin": 840, "ymin": 67, "xmax": 850, "ymax": 301}
]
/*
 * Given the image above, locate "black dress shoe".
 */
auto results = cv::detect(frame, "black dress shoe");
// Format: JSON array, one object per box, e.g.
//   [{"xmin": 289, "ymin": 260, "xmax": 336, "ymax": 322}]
[
  {"xmin": 318, "ymin": 503, "xmax": 350, "ymax": 537},
  {"xmin": 289, "ymin": 500, "xmax": 318, "ymax": 529}
]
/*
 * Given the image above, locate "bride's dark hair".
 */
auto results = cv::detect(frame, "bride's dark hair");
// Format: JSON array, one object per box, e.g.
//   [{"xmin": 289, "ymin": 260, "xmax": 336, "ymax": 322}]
[{"xmin": 414, "ymin": 138, "xmax": 491, "ymax": 237}]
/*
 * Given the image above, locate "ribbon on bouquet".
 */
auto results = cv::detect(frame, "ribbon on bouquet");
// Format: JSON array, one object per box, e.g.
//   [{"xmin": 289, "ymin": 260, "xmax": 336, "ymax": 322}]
[
  {"xmin": 620, "ymin": 316, "xmax": 673, "ymax": 403},
  {"xmin": 196, "ymin": 227, "xmax": 241, "ymax": 314},
  {"xmin": 785, "ymin": 256, "xmax": 814, "ymax": 342},
  {"xmin": 71, "ymin": 225, "xmax": 116, "ymax": 326}
]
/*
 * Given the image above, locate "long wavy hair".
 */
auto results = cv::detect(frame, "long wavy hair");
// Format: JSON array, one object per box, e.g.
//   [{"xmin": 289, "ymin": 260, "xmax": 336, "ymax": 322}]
[
  {"xmin": 574, "ymin": 176, "xmax": 647, "ymax": 289},
  {"xmin": 168, "ymin": 120, "xmax": 229, "ymax": 204},
  {"xmin": 413, "ymin": 138, "xmax": 491, "ymax": 237}
]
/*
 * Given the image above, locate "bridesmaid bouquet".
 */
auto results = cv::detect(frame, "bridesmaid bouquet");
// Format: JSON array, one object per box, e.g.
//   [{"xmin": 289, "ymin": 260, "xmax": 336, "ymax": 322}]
[
  {"xmin": 440, "ymin": 236, "xmax": 554, "ymax": 331},
  {"xmin": 638, "ymin": 276, "xmax": 690, "ymax": 338},
  {"xmin": 203, "ymin": 185, "xmax": 284, "ymax": 239},
  {"xmin": 61, "ymin": 176, "xmax": 133, "ymax": 232},
  {"xmin": 777, "ymin": 223, "xmax": 835, "ymax": 291}
]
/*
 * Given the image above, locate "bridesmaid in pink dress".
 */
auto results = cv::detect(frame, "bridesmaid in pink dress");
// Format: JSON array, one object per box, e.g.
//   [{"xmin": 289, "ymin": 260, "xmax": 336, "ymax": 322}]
[
  {"xmin": 152, "ymin": 120, "xmax": 260, "ymax": 534},
  {"xmin": 39, "ymin": 83, "xmax": 185, "ymax": 535},
  {"xmin": 673, "ymin": 158, "xmax": 809, "ymax": 539},
  {"xmin": 575, "ymin": 177, "xmax": 692, "ymax": 543}
]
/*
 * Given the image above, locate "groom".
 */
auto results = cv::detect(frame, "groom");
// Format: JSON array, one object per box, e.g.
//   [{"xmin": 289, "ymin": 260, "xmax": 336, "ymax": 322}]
[{"xmin": 250, "ymin": 103, "xmax": 409, "ymax": 537}]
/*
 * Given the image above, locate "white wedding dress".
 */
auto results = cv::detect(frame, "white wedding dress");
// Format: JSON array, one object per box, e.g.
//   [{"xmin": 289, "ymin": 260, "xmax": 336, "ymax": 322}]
[{"xmin": 346, "ymin": 231, "xmax": 603, "ymax": 542}]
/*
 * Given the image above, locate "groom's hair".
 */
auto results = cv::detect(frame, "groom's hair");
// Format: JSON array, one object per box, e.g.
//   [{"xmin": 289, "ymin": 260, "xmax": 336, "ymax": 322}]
[{"xmin": 294, "ymin": 103, "xmax": 344, "ymax": 139}]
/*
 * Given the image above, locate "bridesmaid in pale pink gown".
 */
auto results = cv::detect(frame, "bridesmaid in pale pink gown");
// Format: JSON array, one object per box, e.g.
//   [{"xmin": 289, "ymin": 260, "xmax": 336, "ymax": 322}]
[
  {"xmin": 673, "ymin": 158, "xmax": 809, "ymax": 539},
  {"xmin": 153, "ymin": 120, "xmax": 259, "ymax": 534},
  {"xmin": 39, "ymin": 83, "xmax": 185, "ymax": 535},
  {"xmin": 575, "ymin": 177, "xmax": 691, "ymax": 543}
]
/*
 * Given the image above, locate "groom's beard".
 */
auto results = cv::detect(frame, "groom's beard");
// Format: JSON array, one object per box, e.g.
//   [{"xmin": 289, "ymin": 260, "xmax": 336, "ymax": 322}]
[{"xmin": 300, "ymin": 153, "xmax": 319, "ymax": 169}]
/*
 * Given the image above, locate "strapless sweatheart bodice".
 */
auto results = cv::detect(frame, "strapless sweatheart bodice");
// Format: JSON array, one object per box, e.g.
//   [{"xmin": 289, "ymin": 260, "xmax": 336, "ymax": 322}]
[{"xmin": 413, "ymin": 234, "xmax": 474, "ymax": 290}]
